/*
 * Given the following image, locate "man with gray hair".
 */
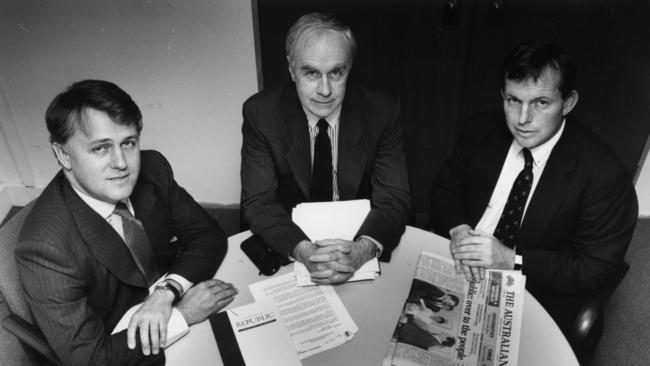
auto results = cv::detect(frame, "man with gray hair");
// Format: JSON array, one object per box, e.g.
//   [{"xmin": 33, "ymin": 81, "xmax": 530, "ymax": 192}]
[{"xmin": 240, "ymin": 12, "xmax": 412, "ymax": 284}]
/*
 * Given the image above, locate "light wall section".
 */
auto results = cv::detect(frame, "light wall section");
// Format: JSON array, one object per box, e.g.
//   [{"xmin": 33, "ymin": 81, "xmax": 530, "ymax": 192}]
[
  {"xmin": 637, "ymin": 156, "xmax": 650, "ymax": 217},
  {"xmin": 0, "ymin": 0, "xmax": 258, "ymax": 204}
]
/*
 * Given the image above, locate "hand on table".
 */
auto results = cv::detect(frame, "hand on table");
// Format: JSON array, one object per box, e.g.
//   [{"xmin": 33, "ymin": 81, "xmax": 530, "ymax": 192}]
[
  {"xmin": 449, "ymin": 224, "xmax": 485, "ymax": 282},
  {"xmin": 177, "ymin": 279, "xmax": 238, "ymax": 325},
  {"xmin": 292, "ymin": 238, "xmax": 376, "ymax": 285},
  {"xmin": 451, "ymin": 229, "xmax": 515, "ymax": 282},
  {"xmin": 127, "ymin": 288, "xmax": 174, "ymax": 355}
]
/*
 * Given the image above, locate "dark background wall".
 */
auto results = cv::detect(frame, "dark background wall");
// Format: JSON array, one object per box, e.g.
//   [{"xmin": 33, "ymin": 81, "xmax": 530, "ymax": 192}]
[{"xmin": 256, "ymin": 0, "xmax": 650, "ymax": 223}]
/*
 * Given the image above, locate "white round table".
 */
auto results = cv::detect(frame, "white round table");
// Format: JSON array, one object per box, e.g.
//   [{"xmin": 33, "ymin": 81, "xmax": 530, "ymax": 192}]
[{"xmin": 165, "ymin": 226, "xmax": 579, "ymax": 366}]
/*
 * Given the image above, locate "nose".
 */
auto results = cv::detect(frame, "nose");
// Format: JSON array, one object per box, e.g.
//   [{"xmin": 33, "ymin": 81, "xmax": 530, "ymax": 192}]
[
  {"xmin": 317, "ymin": 75, "xmax": 331, "ymax": 97},
  {"xmin": 518, "ymin": 103, "xmax": 532, "ymax": 125},
  {"xmin": 110, "ymin": 148, "xmax": 127, "ymax": 169}
]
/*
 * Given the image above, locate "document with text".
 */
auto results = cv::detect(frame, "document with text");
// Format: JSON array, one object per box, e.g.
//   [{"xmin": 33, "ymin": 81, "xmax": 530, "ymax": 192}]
[{"xmin": 249, "ymin": 272, "xmax": 358, "ymax": 359}]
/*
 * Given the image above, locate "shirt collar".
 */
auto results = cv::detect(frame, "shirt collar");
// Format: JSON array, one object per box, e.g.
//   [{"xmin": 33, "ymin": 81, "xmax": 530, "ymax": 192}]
[
  {"xmin": 513, "ymin": 119, "xmax": 566, "ymax": 167},
  {"xmin": 70, "ymin": 185, "xmax": 134, "ymax": 219},
  {"xmin": 305, "ymin": 105, "xmax": 342, "ymax": 130}
]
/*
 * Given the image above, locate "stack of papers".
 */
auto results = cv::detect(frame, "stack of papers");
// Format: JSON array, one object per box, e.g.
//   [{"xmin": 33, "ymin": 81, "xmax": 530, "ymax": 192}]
[
  {"xmin": 291, "ymin": 199, "xmax": 380, "ymax": 286},
  {"xmin": 249, "ymin": 273, "xmax": 358, "ymax": 359}
]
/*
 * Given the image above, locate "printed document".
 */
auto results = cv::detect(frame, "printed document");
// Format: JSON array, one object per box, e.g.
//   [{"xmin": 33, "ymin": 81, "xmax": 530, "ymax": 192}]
[{"xmin": 249, "ymin": 272, "xmax": 358, "ymax": 359}]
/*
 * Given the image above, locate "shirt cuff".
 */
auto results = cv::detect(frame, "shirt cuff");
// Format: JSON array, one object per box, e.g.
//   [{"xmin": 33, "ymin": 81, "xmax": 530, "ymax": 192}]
[
  {"xmin": 111, "ymin": 305, "xmax": 189, "ymax": 348},
  {"xmin": 359, "ymin": 235, "xmax": 383, "ymax": 258},
  {"xmin": 165, "ymin": 274, "xmax": 192, "ymax": 296},
  {"xmin": 165, "ymin": 308, "xmax": 190, "ymax": 347}
]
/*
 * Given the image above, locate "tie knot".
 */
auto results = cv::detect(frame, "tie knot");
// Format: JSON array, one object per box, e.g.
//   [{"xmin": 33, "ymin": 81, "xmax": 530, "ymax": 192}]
[
  {"xmin": 317, "ymin": 119, "xmax": 329, "ymax": 133},
  {"xmin": 113, "ymin": 201, "xmax": 132, "ymax": 218},
  {"xmin": 522, "ymin": 148, "xmax": 533, "ymax": 169}
]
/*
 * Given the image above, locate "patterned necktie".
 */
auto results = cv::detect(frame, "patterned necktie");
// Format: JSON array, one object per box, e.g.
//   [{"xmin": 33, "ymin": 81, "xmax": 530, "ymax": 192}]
[
  {"xmin": 493, "ymin": 148, "xmax": 534, "ymax": 248},
  {"xmin": 113, "ymin": 202, "xmax": 159, "ymax": 286},
  {"xmin": 310, "ymin": 119, "xmax": 333, "ymax": 202}
]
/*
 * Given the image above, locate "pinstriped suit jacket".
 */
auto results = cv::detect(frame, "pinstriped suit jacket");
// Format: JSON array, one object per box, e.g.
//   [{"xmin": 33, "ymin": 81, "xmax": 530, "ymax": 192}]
[
  {"xmin": 16, "ymin": 150, "xmax": 226, "ymax": 366},
  {"xmin": 240, "ymin": 83, "xmax": 412, "ymax": 261}
]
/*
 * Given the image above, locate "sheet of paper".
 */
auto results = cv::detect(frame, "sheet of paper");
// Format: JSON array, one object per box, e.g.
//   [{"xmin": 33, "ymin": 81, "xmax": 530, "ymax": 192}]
[
  {"xmin": 249, "ymin": 273, "xmax": 358, "ymax": 359},
  {"xmin": 292, "ymin": 199, "xmax": 371, "ymax": 242},
  {"xmin": 224, "ymin": 301, "xmax": 302, "ymax": 366},
  {"xmin": 293, "ymin": 259, "xmax": 379, "ymax": 286},
  {"xmin": 291, "ymin": 199, "xmax": 380, "ymax": 286}
]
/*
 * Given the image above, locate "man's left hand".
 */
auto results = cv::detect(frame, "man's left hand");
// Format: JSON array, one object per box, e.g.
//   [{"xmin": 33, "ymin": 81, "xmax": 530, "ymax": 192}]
[
  {"xmin": 451, "ymin": 229, "xmax": 515, "ymax": 274},
  {"xmin": 308, "ymin": 237, "xmax": 377, "ymax": 284},
  {"xmin": 126, "ymin": 288, "xmax": 174, "ymax": 356}
]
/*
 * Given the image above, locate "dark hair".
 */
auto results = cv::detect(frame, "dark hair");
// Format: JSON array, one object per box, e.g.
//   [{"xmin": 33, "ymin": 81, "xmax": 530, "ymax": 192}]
[
  {"xmin": 442, "ymin": 337, "xmax": 456, "ymax": 347},
  {"xmin": 46, "ymin": 79, "xmax": 142, "ymax": 144},
  {"xmin": 285, "ymin": 12, "xmax": 356, "ymax": 66},
  {"xmin": 501, "ymin": 41, "xmax": 576, "ymax": 98}
]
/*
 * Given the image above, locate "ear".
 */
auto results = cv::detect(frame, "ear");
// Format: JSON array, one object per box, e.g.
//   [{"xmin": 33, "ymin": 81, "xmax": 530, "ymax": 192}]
[
  {"xmin": 287, "ymin": 55, "xmax": 296, "ymax": 82},
  {"xmin": 562, "ymin": 90, "xmax": 579, "ymax": 116},
  {"xmin": 51, "ymin": 142, "xmax": 72, "ymax": 170}
]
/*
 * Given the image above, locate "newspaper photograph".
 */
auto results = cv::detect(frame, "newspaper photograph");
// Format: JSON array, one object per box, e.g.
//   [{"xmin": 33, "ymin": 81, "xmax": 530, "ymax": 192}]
[{"xmin": 383, "ymin": 251, "xmax": 525, "ymax": 366}]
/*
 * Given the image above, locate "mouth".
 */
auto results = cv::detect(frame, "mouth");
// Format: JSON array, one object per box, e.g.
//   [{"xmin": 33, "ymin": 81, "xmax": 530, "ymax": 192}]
[
  {"xmin": 516, "ymin": 128, "xmax": 535, "ymax": 135},
  {"xmin": 312, "ymin": 99, "xmax": 334, "ymax": 105},
  {"xmin": 108, "ymin": 175, "xmax": 129, "ymax": 182}
]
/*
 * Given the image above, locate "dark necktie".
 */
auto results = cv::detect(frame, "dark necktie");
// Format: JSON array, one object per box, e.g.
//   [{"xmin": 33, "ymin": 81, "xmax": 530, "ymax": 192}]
[
  {"xmin": 310, "ymin": 119, "xmax": 333, "ymax": 202},
  {"xmin": 493, "ymin": 148, "xmax": 534, "ymax": 248},
  {"xmin": 113, "ymin": 202, "xmax": 159, "ymax": 286}
]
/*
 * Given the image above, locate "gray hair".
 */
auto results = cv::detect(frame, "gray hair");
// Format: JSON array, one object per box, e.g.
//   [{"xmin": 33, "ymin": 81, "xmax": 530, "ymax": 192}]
[{"xmin": 285, "ymin": 12, "xmax": 357, "ymax": 66}]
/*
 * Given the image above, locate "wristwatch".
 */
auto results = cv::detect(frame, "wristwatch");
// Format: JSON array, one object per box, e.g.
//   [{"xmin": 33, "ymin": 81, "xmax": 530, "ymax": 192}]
[
  {"xmin": 155, "ymin": 280, "xmax": 181, "ymax": 303},
  {"xmin": 514, "ymin": 254, "xmax": 523, "ymax": 270}
]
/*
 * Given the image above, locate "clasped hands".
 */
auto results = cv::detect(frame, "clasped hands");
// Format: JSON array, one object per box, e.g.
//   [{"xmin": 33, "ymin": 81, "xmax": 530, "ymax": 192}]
[
  {"xmin": 292, "ymin": 237, "xmax": 377, "ymax": 285},
  {"xmin": 448, "ymin": 224, "xmax": 515, "ymax": 282},
  {"xmin": 126, "ymin": 279, "xmax": 238, "ymax": 356}
]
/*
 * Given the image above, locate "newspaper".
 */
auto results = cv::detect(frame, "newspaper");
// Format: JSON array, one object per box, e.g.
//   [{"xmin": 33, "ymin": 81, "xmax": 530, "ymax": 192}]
[{"xmin": 383, "ymin": 251, "xmax": 525, "ymax": 366}]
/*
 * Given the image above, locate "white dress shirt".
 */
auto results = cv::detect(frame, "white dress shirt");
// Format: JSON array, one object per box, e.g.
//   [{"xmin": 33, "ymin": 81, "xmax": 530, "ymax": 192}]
[
  {"xmin": 304, "ymin": 107, "xmax": 383, "ymax": 256},
  {"xmin": 475, "ymin": 120, "xmax": 566, "ymax": 235}
]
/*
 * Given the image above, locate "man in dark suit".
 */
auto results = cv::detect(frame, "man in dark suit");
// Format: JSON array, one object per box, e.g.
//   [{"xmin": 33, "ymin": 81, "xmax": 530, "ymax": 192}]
[
  {"xmin": 16, "ymin": 80, "xmax": 238, "ymax": 366},
  {"xmin": 240, "ymin": 12, "xmax": 412, "ymax": 284},
  {"xmin": 406, "ymin": 279, "xmax": 459, "ymax": 312},
  {"xmin": 429, "ymin": 42, "xmax": 638, "ymax": 356}
]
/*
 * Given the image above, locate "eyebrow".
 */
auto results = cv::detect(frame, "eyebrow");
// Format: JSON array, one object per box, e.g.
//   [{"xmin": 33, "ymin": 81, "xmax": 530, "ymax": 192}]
[
  {"xmin": 88, "ymin": 134, "xmax": 139, "ymax": 145},
  {"xmin": 299, "ymin": 63, "xmax": 348, "ymax": 73}
]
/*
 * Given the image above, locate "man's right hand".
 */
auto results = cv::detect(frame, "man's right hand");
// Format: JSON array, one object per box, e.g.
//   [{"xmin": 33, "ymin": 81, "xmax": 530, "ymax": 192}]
[
  {"xmin": 176, "ymin": 279, "xmax": 238, "ymax": 325},
  {"xmin": 449, "ymin": 224, "xmax": 485, "ymax": 282}
]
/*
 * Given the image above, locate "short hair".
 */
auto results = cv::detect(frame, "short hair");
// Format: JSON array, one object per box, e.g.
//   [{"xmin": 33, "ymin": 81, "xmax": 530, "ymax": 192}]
[
  {"xmin": 285, "ymin": 12, "xmax": 357, "ymax": 66},
  {"xmin": 501, "ymin": 41, "xmax": 577, "ymax": 98},
  {"xmin": 46, "ymin": 79, "xmax": 142, "ymax": 144}
]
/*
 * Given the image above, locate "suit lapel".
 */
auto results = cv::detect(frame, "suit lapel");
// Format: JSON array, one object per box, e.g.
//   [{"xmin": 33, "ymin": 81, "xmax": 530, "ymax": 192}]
[
  {"xmin": 518, "ymin": 124, "xmax": 577, "ymax": 249},
  {"xmin": 337, "ymin": 94, "xmax": 367, "ymax": 200},
  {"xmin": 283, "ymin": 87, "xmax": 312, "ymax": 198},
  {"xmin": 470, "ymin": 125, "xmax": 511, "ymax": 224},
  {"xmin": 63, "ymin": 178, "xmax": 148, "ymax": 288}
]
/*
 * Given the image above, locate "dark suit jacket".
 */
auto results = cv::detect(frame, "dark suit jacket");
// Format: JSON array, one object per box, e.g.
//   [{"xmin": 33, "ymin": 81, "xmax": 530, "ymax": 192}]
[
  {"xmin": 429, "ymin": 111, "xmax": 638, "ymax": 331},
  {"xmin": 407, "ymin": 279, "xmax": 448, "ymax": 312},
  {"xmin": 240, "ymin": 83, "xmax": 412, "ymax": 261},
  {"xmin": 16, "ymin": 150, "xmax": 227, "ymax": 366}
]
